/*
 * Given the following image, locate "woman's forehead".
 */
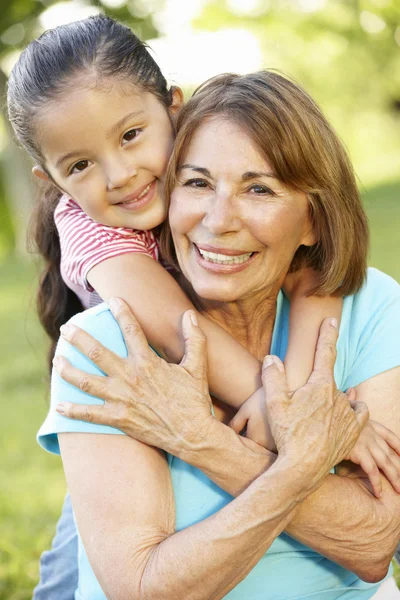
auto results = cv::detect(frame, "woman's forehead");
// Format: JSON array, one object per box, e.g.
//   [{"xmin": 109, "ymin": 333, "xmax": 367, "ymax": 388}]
[{"xmin": 180, "ymin": 116, "xmax": 274, "ymax": 176}]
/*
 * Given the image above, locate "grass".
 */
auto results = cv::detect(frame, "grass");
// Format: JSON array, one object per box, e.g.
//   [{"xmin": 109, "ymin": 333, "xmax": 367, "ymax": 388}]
[{"xmin": 0, "ymin": 179, "xmax": 399, "ymax": 599}]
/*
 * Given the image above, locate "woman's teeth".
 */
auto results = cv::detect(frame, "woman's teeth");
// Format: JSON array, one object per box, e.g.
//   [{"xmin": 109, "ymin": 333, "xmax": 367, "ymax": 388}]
[{"xmin": 198, "ymin": 248, "xmax": 252, "ymax": 265}]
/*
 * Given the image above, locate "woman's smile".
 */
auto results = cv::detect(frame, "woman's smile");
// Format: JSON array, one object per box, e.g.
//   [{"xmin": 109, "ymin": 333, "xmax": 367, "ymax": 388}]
[{"xmin": 193, "ymin": 243, "xmax": 258, "ymax": 273}]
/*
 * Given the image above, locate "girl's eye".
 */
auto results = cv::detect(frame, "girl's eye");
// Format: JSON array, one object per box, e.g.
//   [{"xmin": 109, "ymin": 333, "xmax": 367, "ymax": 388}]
[
  {"xmin": 123, "ymin": 128, "xmax": 141, "ymax": 142},
  {"xmin": 183, "ymin": 178, "xmax": 209, "ymax": 189},
  {"xmin": 70, "ymin": 160, "xmax": 89, "ymax": 174},
  {"xmin": 248, "ymin": 184, "xmax": 274, "ymax": 195}
]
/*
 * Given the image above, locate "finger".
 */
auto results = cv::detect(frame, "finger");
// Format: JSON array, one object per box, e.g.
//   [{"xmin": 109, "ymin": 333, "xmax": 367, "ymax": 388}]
[
  {"xmin": 262, "ymin": 355, "xmax": 289, "ymax": 404},
  {"xmin": 180, "ymin": 311, "xmax": 208, "ymax": 382},
  {"xmin": 53, "ymin": 355, "xmax": 109, "ymax": 399},
  {"xmin": 353, "ymin": 401, "xmax": 369, "ymax": 430},
  {"xmin": 308, "ymin": 318, "xmax": 338, "ymax": 384},
  {"xmin": 358, "ymin": 453, "xmax": 382, "ymax": 498},
  {"xmin": 56, "ymin": 401, "xmax": 110, "ymax": 426},
  {"xmin": 370, "ymin": 422, "xmax": 400, "ymax": 456},
  {"xmin": 229, "ymin": 407, "xmax": 249, "ymax": 434},
  {"xmin": 59, "ymin": 323, "xmax": 121, "ymax": 377},
  {"xmin": 108, "ymin": 298, "xmax": 151, "ymax": 363},
  {"xmin": 369, "ymin": 445, "xmax": 400, "ymax": 494},
  {"xmin": 346, "ymin": 387, "xmax": 357, "ymax": 404}
]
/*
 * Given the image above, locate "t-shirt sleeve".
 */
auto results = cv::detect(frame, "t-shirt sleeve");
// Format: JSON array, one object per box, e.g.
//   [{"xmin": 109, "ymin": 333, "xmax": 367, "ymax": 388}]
[
  {"xmin": 37, "ymin": 305, "xmax": 127, "ymax": 455},
  {"xmin": 343, "ymin": 269, "xmax": 400, "ymax": 390},
  {"xmin": 55, "ymin": 196, "xmax": 159, "ymax": 292}
]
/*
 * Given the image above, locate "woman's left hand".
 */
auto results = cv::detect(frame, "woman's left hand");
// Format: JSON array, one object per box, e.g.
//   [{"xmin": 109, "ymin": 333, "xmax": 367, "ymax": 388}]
[{"xmin": 53, "ymin": 298, "xmax": 214, "ymax": 456}]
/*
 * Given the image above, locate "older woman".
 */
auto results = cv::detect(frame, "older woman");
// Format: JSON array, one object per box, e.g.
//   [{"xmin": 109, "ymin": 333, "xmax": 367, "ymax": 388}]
[{"xmin": 38, "ymin": 72, "xmax": 400, "ymax": 599}]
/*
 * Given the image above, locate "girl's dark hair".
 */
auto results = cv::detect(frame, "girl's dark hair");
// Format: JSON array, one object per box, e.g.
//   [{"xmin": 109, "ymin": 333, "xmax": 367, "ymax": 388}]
[{"xmin": 7, "ymin": 14, "xmax": 172, "ymax": 372}]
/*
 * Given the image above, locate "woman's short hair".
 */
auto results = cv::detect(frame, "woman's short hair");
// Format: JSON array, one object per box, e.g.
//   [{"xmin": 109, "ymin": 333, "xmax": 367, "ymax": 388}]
[{"xmin": 161, "ymin": 71, "xmax": 369, "ymax": 296}]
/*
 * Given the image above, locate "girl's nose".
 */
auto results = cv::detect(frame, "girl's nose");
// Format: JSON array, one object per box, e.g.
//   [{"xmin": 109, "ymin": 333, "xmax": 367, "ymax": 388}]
[{"xmin": 106, "ymin": 158, "xmax": 137, "ymax": 191}]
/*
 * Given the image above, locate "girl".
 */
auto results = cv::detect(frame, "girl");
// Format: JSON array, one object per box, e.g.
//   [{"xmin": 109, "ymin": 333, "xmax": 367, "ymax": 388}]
[{"xmin": 7, "ymin": 16, "xmax": 400, "ymax": 598}]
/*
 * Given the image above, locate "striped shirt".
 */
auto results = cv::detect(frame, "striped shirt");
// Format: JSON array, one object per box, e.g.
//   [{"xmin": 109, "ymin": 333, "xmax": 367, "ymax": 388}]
[{"xmin": 55, "ymin": 195, "xmax": 159, "ymax": 309}]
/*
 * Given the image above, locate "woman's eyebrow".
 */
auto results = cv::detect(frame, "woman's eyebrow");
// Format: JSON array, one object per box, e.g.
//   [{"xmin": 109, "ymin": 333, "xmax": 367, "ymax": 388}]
[
  {"xmin": 179, "ymin": 165, "xmax": 212, "ymax": 177},
  {"xmin": 242, "ymin": 171, "xmax": 276, "ymax": 181}
]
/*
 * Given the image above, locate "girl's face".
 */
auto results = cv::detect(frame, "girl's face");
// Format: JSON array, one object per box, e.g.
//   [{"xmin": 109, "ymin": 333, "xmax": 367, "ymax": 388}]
[
  {"xmin": 34, "ymin": 81, "xmax": 182, "ymax": 230},
  {"xmin": 170, "ymin": 117, "xmax": 316, "ymax": 304}
]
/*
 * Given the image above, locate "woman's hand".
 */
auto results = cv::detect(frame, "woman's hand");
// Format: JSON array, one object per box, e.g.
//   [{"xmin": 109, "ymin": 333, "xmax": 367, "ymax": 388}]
[
  {"xmin": 262, "ymin": 318, "xmax": 370, "ymax": 493},
  {"xmin": 53, "ymin": 299, "xmax": 213, "ymax": 457}
]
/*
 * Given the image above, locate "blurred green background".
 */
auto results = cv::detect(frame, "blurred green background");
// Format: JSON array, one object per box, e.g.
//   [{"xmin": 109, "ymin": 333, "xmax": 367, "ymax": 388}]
[{"xmin": 0, "ymin": 0, "xmax": 399, "ymax": 598}]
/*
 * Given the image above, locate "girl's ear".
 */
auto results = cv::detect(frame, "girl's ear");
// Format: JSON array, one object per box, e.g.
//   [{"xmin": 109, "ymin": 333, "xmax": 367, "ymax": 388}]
[
  {"xmin": 169, "ymin": 86, "xmax": 184, "ymax": 117},
  {"xmin": 32, "ymin": 166, "xmax": 50, "ymax": 182}
]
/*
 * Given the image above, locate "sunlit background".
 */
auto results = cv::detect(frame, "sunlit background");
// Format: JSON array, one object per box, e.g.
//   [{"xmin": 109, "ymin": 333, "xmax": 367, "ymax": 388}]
[{"xmin": 0, "ymin": 1, "xmax": 399, "ymax": 598}]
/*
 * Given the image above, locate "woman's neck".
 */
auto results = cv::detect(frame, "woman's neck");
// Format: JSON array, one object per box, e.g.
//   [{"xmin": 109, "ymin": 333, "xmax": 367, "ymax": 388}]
[{"xmin": 199, "ymin": 295, "xmax": 278, "ymax": 361}]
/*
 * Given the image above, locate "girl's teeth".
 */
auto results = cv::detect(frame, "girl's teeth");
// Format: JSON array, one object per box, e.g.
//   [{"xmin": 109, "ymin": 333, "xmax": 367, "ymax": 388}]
[
  {"xmin": 137, "ymin": 182, "xmax": 152, "ymax": 199},
  {"xmin": 198, "ymin": 248, "xmax": 252, "ymax": 265}
]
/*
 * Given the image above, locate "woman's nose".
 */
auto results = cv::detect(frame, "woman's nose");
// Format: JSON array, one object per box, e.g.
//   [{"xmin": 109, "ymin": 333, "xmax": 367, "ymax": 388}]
[
  {"xmin": 105, "ymin": 157, "xmax": 137, "ymax": 191},
  {"xmin": 202, "ymin": 192, "xmax": 241, "ymax": 234}
]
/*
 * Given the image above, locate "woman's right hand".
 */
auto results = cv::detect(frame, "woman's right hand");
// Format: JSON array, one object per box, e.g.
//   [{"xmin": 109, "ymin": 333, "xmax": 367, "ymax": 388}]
[{"xmin": 262, "ymin": 318, "xmax": 370, "ymax": 494}]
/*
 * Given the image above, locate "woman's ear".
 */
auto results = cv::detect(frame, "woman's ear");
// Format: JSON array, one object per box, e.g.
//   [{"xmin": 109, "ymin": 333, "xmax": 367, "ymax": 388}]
[
  {"xmin": 169, "ymin": 86, "xmax": 184, "ymax": 118},
  {"xmin": 32, "ymin": 166, "xmax": 50, "ymax": 182},
  {"xmin": 301, "ymin": 197, "xmax": 318, "ymax": 247}
]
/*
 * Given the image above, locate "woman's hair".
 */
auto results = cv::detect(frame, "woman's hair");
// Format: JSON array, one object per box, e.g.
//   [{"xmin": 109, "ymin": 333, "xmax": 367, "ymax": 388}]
[
  {"xmin": 161, "ymin": 71, "xmax": 369, "ymax": 297},
  {"xmin": 7, "ymin": 14, "xmax": 173, "ymax": 371}
]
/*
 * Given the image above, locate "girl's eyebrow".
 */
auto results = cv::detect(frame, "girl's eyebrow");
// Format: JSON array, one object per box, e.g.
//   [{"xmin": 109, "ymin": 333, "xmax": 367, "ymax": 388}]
[{"xmin": 107, "ymin": 110, "xmax": 145, "ymax": 138}]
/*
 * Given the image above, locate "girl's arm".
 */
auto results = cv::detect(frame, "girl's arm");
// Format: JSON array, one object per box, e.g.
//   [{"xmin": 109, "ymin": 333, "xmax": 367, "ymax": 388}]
[
  {"xmin": 88, "ymin": 253, "xmax": 262, "ymax": 407},
  {"xmin": 283, "ymin": 268, "xmax": 343, "ymax": 390}
]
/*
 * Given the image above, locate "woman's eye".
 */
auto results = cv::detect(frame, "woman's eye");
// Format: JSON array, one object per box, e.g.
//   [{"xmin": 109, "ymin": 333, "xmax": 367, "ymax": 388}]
[
  {"xmin": 183, "ymin": 178, "xmax": 209, "ymax": 189},
  {"xmin": 248, "ymin": 184, "xmax": 274, "ymax": 195},
  {"xmin": 70, "ymin": 160, "xmax": 89, "ymax": 174},
  {"xmin": 123, "ymin": 128, "xmax": 140, "ymax": 142}
]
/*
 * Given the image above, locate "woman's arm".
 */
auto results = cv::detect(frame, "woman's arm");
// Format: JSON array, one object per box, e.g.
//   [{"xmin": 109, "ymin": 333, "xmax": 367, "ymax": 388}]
[
  {"xmin": 56, "ymin": 302, "xmax": 400, "ymax": 582},
  {"xmin": 56, "ymin": 311, "xmax": 366, "ymax": 600},
  {"xmin": 59, "ymin": 432, "xmax": 300, "ymax": 600}
]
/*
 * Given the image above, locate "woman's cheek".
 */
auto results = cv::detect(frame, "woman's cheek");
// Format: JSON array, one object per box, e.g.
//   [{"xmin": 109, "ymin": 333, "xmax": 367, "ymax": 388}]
[{"xmin": 169, "ymin": 190, "xmax": 201, "ymax": 234}]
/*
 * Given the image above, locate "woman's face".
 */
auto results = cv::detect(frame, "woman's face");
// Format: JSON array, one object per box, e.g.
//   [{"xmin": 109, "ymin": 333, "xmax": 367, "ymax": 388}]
[{"xmin": 170, "ymin": 117, "xmax": 316, "ymax": 304}]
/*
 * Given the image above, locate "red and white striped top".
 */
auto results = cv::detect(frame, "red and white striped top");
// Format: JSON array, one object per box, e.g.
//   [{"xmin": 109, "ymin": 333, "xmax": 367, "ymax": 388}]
[{"xmin": 54, "ymin": 195, "xmax": 159, "ymax": 309}]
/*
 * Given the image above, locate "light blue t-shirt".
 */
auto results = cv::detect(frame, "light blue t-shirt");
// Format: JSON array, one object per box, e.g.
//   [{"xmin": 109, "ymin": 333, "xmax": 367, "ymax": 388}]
[{"xmin": 38, "ymin": 268, "xmax": 400, "ymax": 600}]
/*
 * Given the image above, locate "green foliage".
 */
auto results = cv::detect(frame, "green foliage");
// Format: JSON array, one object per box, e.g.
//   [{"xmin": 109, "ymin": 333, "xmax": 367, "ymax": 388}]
[{"xmin": 195, "ymin": 0, "xmax": 400, "ymax": 187}]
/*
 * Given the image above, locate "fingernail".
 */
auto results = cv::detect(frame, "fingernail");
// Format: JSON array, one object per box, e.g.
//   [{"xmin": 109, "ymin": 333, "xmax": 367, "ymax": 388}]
[
  {"xmin": 56, "ymin": 404, "xmax": 65, "ymax": 415},
  {"xmin": 263, "ymin": 355, "xmax": 274, "ymax": 368},
  {"xmin": 109, "ymin": 298, "xmax": 121, "ymax": 312},
  {"xmin": 60, "ymin": 324, "xmax": 74, "ymax": 339},
  {"xmin": 190, "ymin": 311, "xmax": 198, "ymax": 326},
  {"xmin": 330, "ymin": 318, "xmax": 338, "ymax": 329},
  {"xmin": 52, "ymin": 356, "xmax": 61, "ymax": 370}
]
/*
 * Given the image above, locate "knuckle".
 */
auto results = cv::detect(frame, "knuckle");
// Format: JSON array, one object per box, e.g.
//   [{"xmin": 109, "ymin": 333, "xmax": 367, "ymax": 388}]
[
  {"xmin": 82, "ymin": 406, "xmax": 93, "ymax": 422},
  {"xmin": 123, "ymin": 322, "xmax": 141, "ymax": 337},
  {"xmin": 78, "ymin": 376, "xmax": 91, "ymax": 393},
  {"xmin": 88, "ymin": 344, "xmax": 103, "ymax": 362}
]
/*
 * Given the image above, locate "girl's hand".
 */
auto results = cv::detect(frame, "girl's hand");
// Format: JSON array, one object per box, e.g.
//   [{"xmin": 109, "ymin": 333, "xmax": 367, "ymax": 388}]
[
  {"xmin": 343, "ymin": 419, "xmax": 400, "ymax": 498},
  {"xmin": 53, "ymin": 299, "xmax": 213, "ymax": 457},
  {"xmin": 228, "ymin": 389, "xmax": 277, "ymax": 452}
]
